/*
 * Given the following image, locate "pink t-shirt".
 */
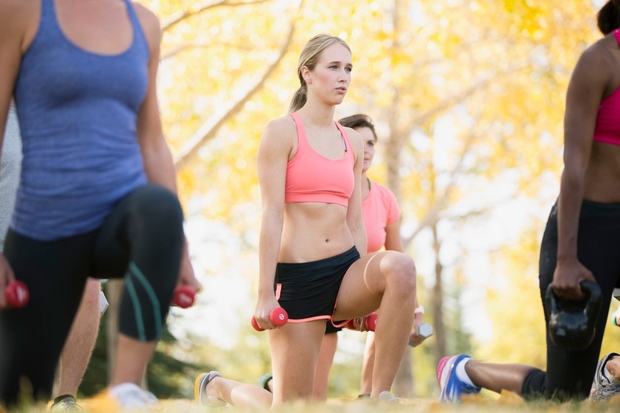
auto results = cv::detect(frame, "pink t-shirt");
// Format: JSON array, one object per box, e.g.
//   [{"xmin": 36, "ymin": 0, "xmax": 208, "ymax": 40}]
[{"xmin": 362, "ymin": 181, "xmax": 400, "ymax": 253}]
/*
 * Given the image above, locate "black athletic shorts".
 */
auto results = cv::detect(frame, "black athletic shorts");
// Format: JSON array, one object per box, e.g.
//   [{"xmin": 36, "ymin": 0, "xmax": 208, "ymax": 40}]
[{"xmin": 274, "ymin": 246, "xmax": 359, "ymax": 324}]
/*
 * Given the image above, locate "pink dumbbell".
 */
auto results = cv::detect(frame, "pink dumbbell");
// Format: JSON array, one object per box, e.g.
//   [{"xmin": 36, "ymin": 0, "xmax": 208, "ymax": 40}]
[
  {"xmin": 345, "ymin": 313, "xmax": 378, "ymax": 332},
  {"xmin": 5, "ymin": 280, "xmax": 29, "ymax": 308},
  {"xmin": 251, "ymin": 307, "xmax": 289, "ymax": 331},
  {"xmin": 172, "ymin": 285, "xmax": 196, "ymax": 309}
]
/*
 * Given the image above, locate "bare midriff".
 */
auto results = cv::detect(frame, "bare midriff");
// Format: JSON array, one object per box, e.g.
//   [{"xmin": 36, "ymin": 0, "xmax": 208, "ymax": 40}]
[
  {"xmin": 583, "ymin": 142, "xmax": 620, "ymax": 202},
  {"xmin": 279, "ymin": 202, "xmax": 354, "ymax": 263}
]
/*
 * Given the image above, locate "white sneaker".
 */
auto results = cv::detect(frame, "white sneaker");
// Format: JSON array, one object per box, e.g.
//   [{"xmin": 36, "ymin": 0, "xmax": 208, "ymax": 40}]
[{"xmin": 108, "ymin": 383, "xmax": 158, "ymax": 410}]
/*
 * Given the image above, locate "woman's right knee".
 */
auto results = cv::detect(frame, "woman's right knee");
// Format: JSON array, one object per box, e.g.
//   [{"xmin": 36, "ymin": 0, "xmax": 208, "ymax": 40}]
[
  {"xmin": 521, "ymin": 368, "xmax": 546, "ymax": 400},
  {"xmin": 379, "ymin": 252, "xmax": 417, "ymax": 294}
]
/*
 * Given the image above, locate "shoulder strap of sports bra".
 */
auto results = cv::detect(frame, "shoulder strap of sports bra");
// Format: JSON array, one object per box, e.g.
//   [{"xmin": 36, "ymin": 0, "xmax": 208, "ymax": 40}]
[
  {"xmin": 290, "ymin": 112, "xmax": 307, "ymax": 148},
  {"xmin": 334, "ymin": 121, "xmax": 351, "ymax": 155},
  {"xmin": 614, "ymin": 28, "xmax": 620, "ymax": 46}
]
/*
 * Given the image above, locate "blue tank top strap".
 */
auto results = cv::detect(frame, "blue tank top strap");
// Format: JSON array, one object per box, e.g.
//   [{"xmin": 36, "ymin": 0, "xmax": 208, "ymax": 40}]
[
  {"xmin": 39, "ymin": 0, "xmax": 64, "ymax": 40},
  {"xmin": 41, "ymin": 0, "xmax": 52, "ymax": 17},
  {"xmin": 41, "ymin": 0, "xmax": 148, "ymax": 56},
  {"xmin": 123, "ymin": 0, "xmax": 150, "ymax": 54}
]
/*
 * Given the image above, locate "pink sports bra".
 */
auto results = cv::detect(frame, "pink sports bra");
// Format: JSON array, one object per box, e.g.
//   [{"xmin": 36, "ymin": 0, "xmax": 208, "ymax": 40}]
[
  {"xmin": 285, "ymin": 112, "xmax": 355, "ymax": 207},
  {"xmin": 593, "ymin": 29, "xmax": 620, "ymax": 146}
]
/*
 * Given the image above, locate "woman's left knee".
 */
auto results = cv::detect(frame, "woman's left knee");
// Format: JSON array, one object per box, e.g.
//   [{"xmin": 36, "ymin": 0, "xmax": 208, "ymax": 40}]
[{"xmin": 135, "ymin": 185, "xmax": 183, "ymax": 221}]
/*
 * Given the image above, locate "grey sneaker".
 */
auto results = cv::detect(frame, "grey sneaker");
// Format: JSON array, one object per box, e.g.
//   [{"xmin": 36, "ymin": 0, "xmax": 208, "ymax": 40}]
[
  {"xmin": 378, "ymin": 391, "xmax": 403, "ymax": 403},
  {"xmin": 194, "ymin": 371, "xmax": 227, "ymax": 407},
  {"xmin": 589, "ymin": 352, "xmax": 620, "ymax": 402},
  {"xmin": 50, "ymin": 395, "xmax": 83, "ymax": 412}
]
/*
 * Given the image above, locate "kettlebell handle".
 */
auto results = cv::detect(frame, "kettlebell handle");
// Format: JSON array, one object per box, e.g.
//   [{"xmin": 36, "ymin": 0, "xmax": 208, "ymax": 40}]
[
  {"xmin": 580, "ymin": 280, "xmax": 602, "ymax": 304},
  {"xmin": 581, "ymin": 280, "xmax": 602, "ymax": 327},
  {"xmin": 545, "ymin": 280, "xmax": 601, "ymax": 305}
]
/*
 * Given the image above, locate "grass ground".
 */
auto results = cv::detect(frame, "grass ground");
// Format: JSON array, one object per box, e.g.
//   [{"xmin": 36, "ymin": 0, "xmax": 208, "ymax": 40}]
[{"xmin": 8, "ymin": 392, "xmax": 620, "ymax": 413}]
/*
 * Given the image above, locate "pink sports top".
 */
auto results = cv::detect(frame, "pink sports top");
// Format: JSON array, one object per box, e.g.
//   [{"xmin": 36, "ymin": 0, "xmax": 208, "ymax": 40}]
[
  {"xmin": 362, "ymin": 181, "xmax": 401, "ymax": 253},
  {"xmin": 593, "ymin": 29, "xmax": 620, "ymax": 146},
  {"xmin": 285, "ymin": 112, "xmax": 355, "ymax": 207}
]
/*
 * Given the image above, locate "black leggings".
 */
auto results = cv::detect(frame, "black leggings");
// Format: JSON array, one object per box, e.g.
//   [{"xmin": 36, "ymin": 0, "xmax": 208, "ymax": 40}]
[
  {"xmin": 522, "ymin": 200, "xmax": 620, "ymax": 401},
  {"xmin": 0, "ymin": 184, "xmax": 184, "ymax": 406}
]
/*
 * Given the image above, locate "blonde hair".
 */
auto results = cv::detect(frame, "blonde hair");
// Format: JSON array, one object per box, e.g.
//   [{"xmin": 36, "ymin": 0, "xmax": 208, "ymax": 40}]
[{"xmin": 289, "ymin": 34, "xmax": 351, "ymax": 113}]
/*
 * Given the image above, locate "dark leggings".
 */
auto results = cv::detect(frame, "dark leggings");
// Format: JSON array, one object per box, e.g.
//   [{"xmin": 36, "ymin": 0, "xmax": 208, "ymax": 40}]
[
  {"xmin": 0, "ymin": 184, "xmax": 184, "ymax": 406},
  {"xmin": 522, "ymin": 200, "xmax": 620, "ymax": 401}
]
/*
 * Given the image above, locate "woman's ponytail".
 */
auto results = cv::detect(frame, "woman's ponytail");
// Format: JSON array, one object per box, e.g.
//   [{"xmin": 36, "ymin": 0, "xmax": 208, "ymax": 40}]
[{"xmin": 289, "ymin": 85, "xmax": 307, "ymax": 113}]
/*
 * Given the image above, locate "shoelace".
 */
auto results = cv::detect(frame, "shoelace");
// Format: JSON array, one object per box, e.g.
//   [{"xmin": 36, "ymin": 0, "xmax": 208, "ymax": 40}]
[{"xmin": 595, "ymin": 376, "xmax": 620, "ymax": 399}]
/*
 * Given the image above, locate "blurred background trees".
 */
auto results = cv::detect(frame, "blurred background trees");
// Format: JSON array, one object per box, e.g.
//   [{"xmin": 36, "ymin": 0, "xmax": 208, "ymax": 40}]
[{"xmin": 80, "ymin": 0, "xmax": 620, "ymax": 400}]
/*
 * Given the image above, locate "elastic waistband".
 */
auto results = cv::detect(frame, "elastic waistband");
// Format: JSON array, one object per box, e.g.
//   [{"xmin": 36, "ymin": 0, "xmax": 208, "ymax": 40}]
[
  {"xmin": 277, "ymin": 246, "xmax": 359, "ymax": 268},
  {"xmin": 552, "ymin": 199, "xmax": 620, "ymax": 217}
]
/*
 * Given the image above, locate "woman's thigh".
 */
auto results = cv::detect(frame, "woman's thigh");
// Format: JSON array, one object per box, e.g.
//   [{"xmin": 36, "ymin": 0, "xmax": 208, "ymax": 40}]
[
  {"xmin": 268, "ymin": 320, "xmax": 325, "ymax": 403},
  {"xmin": 332, "ymin": 251, "xmax": 394, "ymax": 320},
  {"xmin": 0, "ymin": 229, "xmax": 95, "ymax": 402}
]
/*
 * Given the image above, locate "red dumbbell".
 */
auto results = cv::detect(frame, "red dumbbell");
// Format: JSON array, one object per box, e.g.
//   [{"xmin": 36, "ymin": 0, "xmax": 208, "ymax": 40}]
[
  {"xmin": 172, "ymin": 285, "xmax": 196, "ymax": 309},
  {"xmin": 5, "ymin": 280, "xmax": 29, "ymax": 308},
  {"xmin": 345, "ymin": 313, "xmax": 378, "ymax": 332},
  {"xmin": 251, "ymin": 307, "xmax": 289, "ymax": 331}
]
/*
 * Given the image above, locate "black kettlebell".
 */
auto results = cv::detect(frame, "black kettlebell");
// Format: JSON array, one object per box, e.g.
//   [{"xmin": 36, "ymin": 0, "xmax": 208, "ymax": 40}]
[{"xmin": 545, "ymin": 280, "xmax": 602, "ymax": 351}]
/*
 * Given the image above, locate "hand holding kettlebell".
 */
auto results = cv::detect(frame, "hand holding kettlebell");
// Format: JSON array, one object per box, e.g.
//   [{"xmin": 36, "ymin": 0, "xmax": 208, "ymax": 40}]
[{"xmin": 546, "ymin": 280, "xmax": 602, "ymax": 350}]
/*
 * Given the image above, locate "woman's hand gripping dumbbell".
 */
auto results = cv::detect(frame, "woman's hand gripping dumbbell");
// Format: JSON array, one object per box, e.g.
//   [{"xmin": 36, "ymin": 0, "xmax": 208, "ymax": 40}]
[
  {"xmin": 345, "ymin": 313, "xmax": 378, "ymax": 332},
  {"xmin": 251, "ymin": 307, "xmax": 289, "ymax": 331},
  {"xmin": 5, "ymin": 280, "xmax": 30, "ymax": 308},
  {"xmin": 172, "ymin": 285, "xmax": 197, "ymax": 309}
]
